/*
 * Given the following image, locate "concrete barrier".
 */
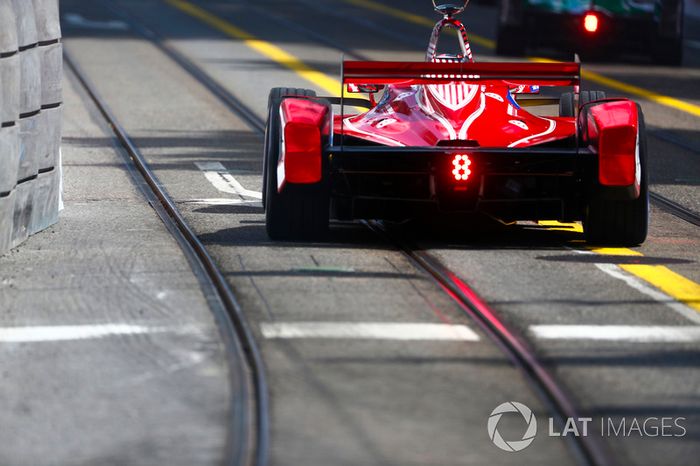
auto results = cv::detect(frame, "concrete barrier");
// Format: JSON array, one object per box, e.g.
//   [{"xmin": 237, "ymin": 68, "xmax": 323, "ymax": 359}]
[
  {"xmin": 40, "ymin": 42, "xmax": 62, "ymax": 106},
  {"xmin": 0, "ymin": 125, "xmax": 20, "ymax": 193},
  {"xmin": 11, "ymin": 179, "xmax": 33, "ymax": 248},
  {"xmin": 0, "ymin": 0, "xmax": 18, "ymax": 54},
  {"xmin": 29, "ymin": 168, "xmax": 59, "ymax": 235},
  {"xmin": 18, "ymin": 114, "xmax": 39, "ymax": 182},
  {"xmin": 19, "ymin": 47, "xmax": 42, "ymax": 118},
  {"xmin": 32, "ymin": 0, "xmax": 61, "ymax": 43},
  {"xmin": 0, "ymin": 191, "xmax": 15, "ymax": 253},
  {"xmin": 12, "ymin": 0, "xmax": 39, "ymax": 49},
  {"xmin": 35, "ymin": 109, "xmax": 50, "ymax": 173},
  {"xmin": 1, "ymin": 0, "xmax": 61, "ymax": 255},
  {"xmin": 42, "ymin": 105, "xmax": 62, "ymax": 170},
  {"xmin": 0, "ymin": 55, "xmax": 21, "ymax": 124}
]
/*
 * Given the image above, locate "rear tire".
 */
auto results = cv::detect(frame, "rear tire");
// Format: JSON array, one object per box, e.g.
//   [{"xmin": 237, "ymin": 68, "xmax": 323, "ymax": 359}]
[
  {"xmin": 559, "ymin": 90, "xmax": 607, "ymax": 117},
  {"xmin": 263, "ymin": 87, "xmax": 329, "ymax": 241},
  {"xmin": 583, "ymin": 105, "xmax": 649, "ymax": 246}
]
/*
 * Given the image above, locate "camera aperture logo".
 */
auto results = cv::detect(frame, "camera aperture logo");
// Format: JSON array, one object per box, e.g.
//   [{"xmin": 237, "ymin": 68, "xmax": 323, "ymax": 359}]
[{"xmin": 487, "ymin": 401, "xmax": 538, "ymax": 452}]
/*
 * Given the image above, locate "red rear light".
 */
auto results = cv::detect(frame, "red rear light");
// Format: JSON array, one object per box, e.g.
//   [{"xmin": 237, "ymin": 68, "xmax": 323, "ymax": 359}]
[
  {"xmin": 452, "ymin": 154, "xmax": 472, "ymax": 181},
  {"xmin": 584, "ymin": 13, "xmax": 599, "ymax": 33}
]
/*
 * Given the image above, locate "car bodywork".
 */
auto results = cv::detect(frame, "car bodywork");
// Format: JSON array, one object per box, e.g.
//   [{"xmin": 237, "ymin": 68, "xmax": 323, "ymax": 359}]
[
  {"xmin": 276, "ymin": 62, "xmax": 640, "ymax": 222},
  {"xmin": 265, "ymin": 1, "xmax": 648, "ymax": 244}
]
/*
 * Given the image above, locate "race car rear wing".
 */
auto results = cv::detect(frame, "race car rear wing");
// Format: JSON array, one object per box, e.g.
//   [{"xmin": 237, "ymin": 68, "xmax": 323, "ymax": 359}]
[
  {"xmin": 341, "ymin": 60, "xmax": 581, "ymax": 87},
  {"xmin": 337, "ymin": 60, "xmax": 581, "ymax": 146}
]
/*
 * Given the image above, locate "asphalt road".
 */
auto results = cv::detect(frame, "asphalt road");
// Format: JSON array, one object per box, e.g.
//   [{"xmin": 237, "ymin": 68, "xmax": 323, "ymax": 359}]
[{"xmin": 2, "ymin": 0, "xmax": 699, "ymax": 464}]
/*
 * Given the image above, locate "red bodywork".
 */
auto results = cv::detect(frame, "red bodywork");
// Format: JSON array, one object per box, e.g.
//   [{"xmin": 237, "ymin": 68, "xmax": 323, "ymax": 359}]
[
  {"xmin": 278, "ymin": 98, "xmax": 328, "ymax": 189},
  {"xmin": 582, "ymin": 99, "xmax": 641, "ymax": 193},
  {"xmin": 277, "ymin": 60, "xmax": 641, "ymax": 210}
]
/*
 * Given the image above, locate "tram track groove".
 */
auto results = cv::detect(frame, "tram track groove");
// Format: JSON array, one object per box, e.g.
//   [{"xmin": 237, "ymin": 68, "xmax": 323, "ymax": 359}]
[
  {"xmin": 364, "ymin": 220, "xmax": 611, "ymax": 466},
  {"xmin": 64, "ymin": 51, "xmax": 269, "ymax": 466}
]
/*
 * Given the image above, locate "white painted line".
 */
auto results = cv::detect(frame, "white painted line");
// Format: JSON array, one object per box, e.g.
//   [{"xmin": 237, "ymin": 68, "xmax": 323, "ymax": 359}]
[
  {"xmin": 195, "ymin": 162, "xmax": 262, "ymax": 200},
  {"xmin": 594, "ymin": 263, "xmax": 700, "ymax": 325},
  {"xmin": 567, "ymin": 248, "xmax": 700, "ymax": 325},
  {"xmin": 531, "ymin": 325, "xmax": 700, "ymax": 342},
  {"xmin": 0, "ymin": 324, "xmax": 170, "ymax": 343},
  {"xmin": 180, "ymin": 198, "xmax": 262, "ymax": 206},
  {"xmin": 260, "ymin": 322, "xmax": 480, "ymax": 341},
  {"xmin": 63, "ymin": 13, "xmax": 129, "ymax": 30}
]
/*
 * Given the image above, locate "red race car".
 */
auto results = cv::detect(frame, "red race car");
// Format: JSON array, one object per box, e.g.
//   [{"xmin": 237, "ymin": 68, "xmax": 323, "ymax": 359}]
[{"xmin": 263, "ymin": 1, "xmax": 648, "ymax": 245}]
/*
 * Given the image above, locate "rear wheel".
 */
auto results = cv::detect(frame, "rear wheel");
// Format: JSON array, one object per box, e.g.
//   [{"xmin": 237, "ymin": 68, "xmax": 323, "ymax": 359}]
[
  {"xmin": 559, "ymin": 90, "xmax": 607, "ymax": 117},
  {"xmin": 584, "ymin": 105, "xmax": 649, "ymax": 246},
  {"xmin": 263, "ymin": 87, "xmax": 329, "ymax": 240}
]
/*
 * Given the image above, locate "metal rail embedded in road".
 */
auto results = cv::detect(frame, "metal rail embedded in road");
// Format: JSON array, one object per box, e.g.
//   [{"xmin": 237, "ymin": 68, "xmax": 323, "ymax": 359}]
[
  {"xmin": 650, "ymin": 192, "xmax": 700, "ymax": 227},
  {"xmin": 63, "ymin": 51, "xmax": 269, "ymax": 466},
  {"xmin": 365, "ymin": 220, "xmax": 612, "ymax": 466}
]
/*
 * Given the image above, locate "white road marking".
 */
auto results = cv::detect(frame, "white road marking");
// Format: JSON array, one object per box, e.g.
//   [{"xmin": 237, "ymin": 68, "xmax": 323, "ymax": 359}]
[
  {"xmin": 260, "ymin": 322, "xmax": 480, "ymax": 341},
  {"xmin": 567, "ymin": 248, "xmax": 700, "ymax": 325},
  {"xmin": 180, "ymin": 198, "xmax": 262, "ymax": 206},
  {"xmin": 531, "ymin": 325, "xmax": 700, "ymax": 342},
  {"xmin": 195, "ymin": 162, "xmax": 262, "ymax": 200},
  {"xmin": 63, "ymin": 13, "xmax": 129, "ymax": 30},
  {"xmin": 0, "ymin": 324, "xmax": 174, "ymax": 343},
  {"xmin": 595, "ymin": 263, "xmax": 700, "ymax": 325}
]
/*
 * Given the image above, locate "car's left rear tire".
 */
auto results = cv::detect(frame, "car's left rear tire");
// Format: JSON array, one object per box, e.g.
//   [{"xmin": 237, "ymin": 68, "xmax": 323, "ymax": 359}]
[
  {"xmin": 264, "ymin": 87, "xmax": 329, "ymax": 241},
  {"xmin": 583, "ymin": 105, "xmax": 649, "ymax": 246}
]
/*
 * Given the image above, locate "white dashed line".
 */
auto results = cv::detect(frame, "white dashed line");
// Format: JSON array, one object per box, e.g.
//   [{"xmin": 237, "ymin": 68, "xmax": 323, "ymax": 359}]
[
  {"xmin": 531, "ymin": 325, "xmax": 700, "ymax": 343},
  {"xmin": 0, "ymin": 324, "xmax": 175, "ymax": 343},
  {"xmin": 180, "ymin": 198, "xmax": 262, "ymax": 206},
  {"xmin": 261, "ymin": 322, "xmax": 480, "ymax": 341}
]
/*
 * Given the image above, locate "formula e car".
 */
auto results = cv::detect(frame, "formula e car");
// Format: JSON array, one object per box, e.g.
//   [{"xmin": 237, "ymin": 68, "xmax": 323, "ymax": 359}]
[
  {"xmin": 496, "ymin": 0, "xmax": 684, "ymax": 65},
  {"xmin": 263, "ymin": 0, "xmax": 648, "ymax": 245}
]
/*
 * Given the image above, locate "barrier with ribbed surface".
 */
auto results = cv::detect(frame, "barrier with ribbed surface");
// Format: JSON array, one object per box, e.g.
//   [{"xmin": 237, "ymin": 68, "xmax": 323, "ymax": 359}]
[{"xmin": 1, "ymin": 0, "xmax": 62, "ymax": 254}]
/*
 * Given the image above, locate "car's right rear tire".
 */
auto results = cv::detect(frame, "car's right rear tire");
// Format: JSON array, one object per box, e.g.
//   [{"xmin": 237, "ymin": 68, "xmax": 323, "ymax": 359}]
[
  {"xmin": 263, "ymin": 87, "xmax": 329, "ymax": 241},
  {"xmin": 583, "ymin": 105, "xmax": 649, "ymax": 246}
]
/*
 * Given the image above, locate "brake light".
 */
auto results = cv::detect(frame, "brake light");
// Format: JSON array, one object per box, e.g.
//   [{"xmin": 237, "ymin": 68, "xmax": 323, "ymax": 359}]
[
  {"xmin": 583, "ymin": 13, "xmax": 599, "ymax": 33},
  {"xmin": 452, "ymin": 154, "xmax": 472, "ymax": 181}
]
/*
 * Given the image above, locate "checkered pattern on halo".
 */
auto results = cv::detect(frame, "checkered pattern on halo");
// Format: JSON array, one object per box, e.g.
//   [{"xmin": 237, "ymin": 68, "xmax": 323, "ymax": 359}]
[{"xmin": 456, "ymin": 22, "xmax": 473, "ymax": 62}]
